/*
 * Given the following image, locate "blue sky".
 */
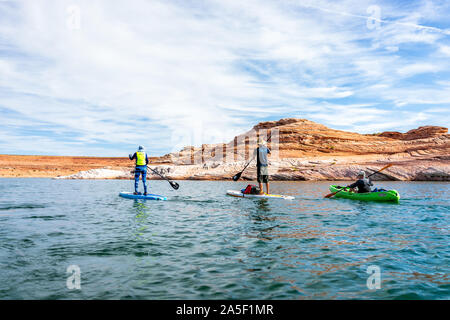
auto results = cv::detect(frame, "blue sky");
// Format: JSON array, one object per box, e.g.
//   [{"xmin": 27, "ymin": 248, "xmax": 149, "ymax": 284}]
[{"xmin": 0, "ymin": 0, "xmax": 449, "ymax": 156}]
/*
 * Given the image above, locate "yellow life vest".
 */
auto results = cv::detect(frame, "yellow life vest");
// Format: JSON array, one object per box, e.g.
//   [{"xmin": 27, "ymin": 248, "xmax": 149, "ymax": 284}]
[{"xmin": 136, "ymin": 151, "xmax": 146, "ymax": 166}]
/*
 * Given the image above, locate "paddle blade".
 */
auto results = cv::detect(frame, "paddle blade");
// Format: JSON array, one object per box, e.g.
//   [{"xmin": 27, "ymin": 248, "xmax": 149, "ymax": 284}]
[
  {"xmin": 375, "ymin": 163, "xmax": 393, "ymax": 174},
  {"xmin": 232, "ymin": 172, "xmax": 242, "ymax": 181},
  {"xmin": 324, "ymin": 192, "xmax": 337, "ymax": 198},
  {"xmin": 170, "ymin": 181, "xmax": 180, "ymax": 190},
  {"xmin": 367, "ymin": 163, "xmax": 394, "ymax": 178}
]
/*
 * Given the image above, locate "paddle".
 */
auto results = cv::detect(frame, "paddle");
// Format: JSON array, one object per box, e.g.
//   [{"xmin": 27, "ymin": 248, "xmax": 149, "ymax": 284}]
[
  {"xmin": 232, "ymin": 161, "xmax": 252, "ymax": 181},
  {"xmin": 324, "ymin": 164, "xmax": 393, "ymax": 198},
  {"xmin": 232, "ymin": 133, "xmax": 272, "ymax": 181},
  {"xmin": 147, "ymin": 167, "xmax": 179, "ymax": 190}
]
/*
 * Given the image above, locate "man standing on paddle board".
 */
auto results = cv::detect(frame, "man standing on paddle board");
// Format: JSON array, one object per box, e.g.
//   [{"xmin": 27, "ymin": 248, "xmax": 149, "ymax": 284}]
[
  {"xmin": 129, "ymin": 146, "xmax": 149, "ymax": 195},
  {"xmin": 254, "ymin": 138, "xmax": 271, "ymax": 194}
]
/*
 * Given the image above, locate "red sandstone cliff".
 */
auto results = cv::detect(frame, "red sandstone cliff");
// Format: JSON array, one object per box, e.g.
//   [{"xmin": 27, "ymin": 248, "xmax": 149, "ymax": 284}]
[{"xmin": 2, "ymin": 119, "xmax": 449, "ymax": 181}]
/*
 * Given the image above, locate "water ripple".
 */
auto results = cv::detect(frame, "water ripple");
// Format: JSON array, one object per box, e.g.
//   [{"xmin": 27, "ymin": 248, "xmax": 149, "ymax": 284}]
[{"xmin": 0, "ymin": 179, "xmax": 448, "ymax": 299}]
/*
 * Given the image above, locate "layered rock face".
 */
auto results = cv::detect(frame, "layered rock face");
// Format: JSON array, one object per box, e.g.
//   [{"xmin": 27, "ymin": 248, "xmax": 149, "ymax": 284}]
[
  {"xmin": 165, "ymin": 119, "xmax": 448, "ymax": 162},
  {"xmin": 54, "ymin": 118, "xmax": 449, "ymax": 181},
  {"xmin": 379, "ymin": 126, "xmax": 448, "ymax": 140}
]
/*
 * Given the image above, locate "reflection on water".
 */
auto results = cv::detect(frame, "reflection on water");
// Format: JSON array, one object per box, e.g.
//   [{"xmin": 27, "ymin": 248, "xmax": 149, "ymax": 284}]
[
  {"xmin": 131, "ymin": 200, "xmax": 152, "ymax": 240},
  {"xmin": 0, "ymin": 179, "xmax": 448, "ymax": 299},
  {"xmin": 256, "ymin": 199, "xmax": 271, "ymax": 213}
]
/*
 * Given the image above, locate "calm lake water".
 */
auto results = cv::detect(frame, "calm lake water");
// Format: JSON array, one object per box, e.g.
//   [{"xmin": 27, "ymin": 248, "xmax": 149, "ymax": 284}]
[{"xmin": 0, "ymin": 179, "xmax": 448, "ymax": 300}]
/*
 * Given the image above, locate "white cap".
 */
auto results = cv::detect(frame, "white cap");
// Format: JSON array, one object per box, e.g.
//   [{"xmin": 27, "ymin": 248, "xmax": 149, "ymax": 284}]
[{"xmin": 257, "ymin": 138, "xmax": 266, "ymax": 146}]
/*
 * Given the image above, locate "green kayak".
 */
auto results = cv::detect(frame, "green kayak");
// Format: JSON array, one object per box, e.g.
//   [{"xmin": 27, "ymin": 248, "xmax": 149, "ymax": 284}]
[{"xmin": 329, "ymin": 185, "xmax": 400, "ymax": 203}]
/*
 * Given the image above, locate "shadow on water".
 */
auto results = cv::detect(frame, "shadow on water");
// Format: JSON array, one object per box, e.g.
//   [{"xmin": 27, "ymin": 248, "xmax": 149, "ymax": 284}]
[
  {"xmin": 255, "ymin": 199, "xmax": 271, "ymax": 213},
  {"xmin": 246, "ymin": 199, "xmax": 276, "ymax": 222},
  {"xmin": 245, "ymin": 199, "xmax": 280, "ymax": 241}
]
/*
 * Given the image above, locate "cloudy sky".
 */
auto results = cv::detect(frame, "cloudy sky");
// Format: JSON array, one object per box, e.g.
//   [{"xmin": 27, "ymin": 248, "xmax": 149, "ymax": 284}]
[{"xmin": 0, "ymin": 0, "xmax": 449, "ymax": 156}]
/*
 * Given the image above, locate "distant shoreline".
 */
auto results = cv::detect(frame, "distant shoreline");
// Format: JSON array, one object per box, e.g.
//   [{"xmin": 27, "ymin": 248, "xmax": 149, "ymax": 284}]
[
  {"xmin": 2, "ymin": 155, "xmax": 448, "ymax": 181},
  {"xmin": 0, "ymin": 176, "xmax": 395, "ymax": 181}
]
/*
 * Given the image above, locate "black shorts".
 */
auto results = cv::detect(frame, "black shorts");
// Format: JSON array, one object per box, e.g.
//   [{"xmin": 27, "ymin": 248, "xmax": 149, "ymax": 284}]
[{"xmin": 257, "ymin": 166, "xmax": 269, "ymax": 183}]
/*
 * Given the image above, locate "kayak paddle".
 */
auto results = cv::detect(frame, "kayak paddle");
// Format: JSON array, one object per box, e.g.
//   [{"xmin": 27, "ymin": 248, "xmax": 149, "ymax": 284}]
[
  {"xmin": 232, "ymin": 133, "xmax": 272, "ymax": 181},
  {"xmin": 324, "ymin": 163, "xmax": 393, "ymax": 198},
  {"xmin": 147, "ymin": 167, "xmax": 179, "ymax": 190}
]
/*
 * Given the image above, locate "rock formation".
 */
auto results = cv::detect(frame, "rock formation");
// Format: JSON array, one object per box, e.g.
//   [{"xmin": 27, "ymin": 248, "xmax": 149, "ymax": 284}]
[{"xmin": 2, "ymin": 118, "xmax": 449, "ymax": 181}]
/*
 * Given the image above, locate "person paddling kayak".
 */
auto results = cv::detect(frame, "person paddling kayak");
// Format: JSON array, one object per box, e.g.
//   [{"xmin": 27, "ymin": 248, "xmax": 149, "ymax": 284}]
[
  {"xmin": 254, "ymin": 138, "xmax": 271, "ymax": 194},
  {"xmin": 129, "ymin": 145, "xmax": 149, "ymax": 195},
  {"xmin": 348, "ymin": 170, "xmax": 373, "ymax": 193}
]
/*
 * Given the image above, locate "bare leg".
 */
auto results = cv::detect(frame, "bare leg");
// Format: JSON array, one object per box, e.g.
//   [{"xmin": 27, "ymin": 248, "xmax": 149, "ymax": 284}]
[
  {"xmin": 258, "ymin": 182, "xmax": 264, "ymax": 194},
  {"xmin": 265, "ymin": 182, "xmax": 270, "ymax": 194}
]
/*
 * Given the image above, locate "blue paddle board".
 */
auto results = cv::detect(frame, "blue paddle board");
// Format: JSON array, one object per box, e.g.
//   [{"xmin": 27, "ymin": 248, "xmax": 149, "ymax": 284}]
[{"xmin": 119, "ymin": 192, "xmax": 167, "ymax": 201}]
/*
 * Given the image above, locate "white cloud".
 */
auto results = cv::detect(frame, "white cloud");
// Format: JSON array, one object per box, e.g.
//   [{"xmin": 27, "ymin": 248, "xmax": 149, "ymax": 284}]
[
  {"xmin": 397, "ymin": 63, "xmax": 441, "ymax": 76},
  {"xmin": 0, "ymin": 0, "xmax": 449, "ymax": 155},
  {"xmin": 439, "ymin": 45, "xmax": 450, "ymax": 56}
]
